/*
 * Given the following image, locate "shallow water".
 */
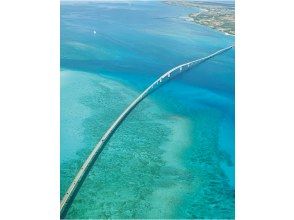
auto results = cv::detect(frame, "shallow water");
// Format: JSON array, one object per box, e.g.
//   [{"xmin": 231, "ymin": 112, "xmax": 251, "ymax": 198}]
[{"xmin": 61, "ymin": 1, "xmax": 235, "ymax": 219}]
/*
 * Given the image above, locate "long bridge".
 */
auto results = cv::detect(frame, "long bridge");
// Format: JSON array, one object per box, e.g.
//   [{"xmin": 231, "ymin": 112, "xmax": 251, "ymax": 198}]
[{"xmin": 60, "ymin": 45, "xmax": 234, "ymax": 217}]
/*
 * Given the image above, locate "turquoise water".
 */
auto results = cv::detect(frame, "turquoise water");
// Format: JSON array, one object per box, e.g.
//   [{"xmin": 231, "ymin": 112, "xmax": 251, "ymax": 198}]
[{"xmin": 61, "ymin": 1, "xmax": 235, "ymax": 219}]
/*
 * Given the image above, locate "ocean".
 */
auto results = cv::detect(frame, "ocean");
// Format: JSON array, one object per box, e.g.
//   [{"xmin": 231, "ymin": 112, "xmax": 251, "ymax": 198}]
[{"xmin": 61, "ymin": 1, "xmax": 235, "ymax": 219}]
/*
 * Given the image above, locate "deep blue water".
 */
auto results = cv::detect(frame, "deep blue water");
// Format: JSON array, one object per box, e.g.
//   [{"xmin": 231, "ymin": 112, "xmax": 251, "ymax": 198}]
[{"xmin": 61, "ymin": 1, "xmax": 235, "ymax": 219}]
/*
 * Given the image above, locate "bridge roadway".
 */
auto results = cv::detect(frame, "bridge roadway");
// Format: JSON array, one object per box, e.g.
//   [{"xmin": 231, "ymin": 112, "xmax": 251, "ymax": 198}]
[{"xmin": 60, "ymin": 45, "xmax": 234, "ymax": 217}]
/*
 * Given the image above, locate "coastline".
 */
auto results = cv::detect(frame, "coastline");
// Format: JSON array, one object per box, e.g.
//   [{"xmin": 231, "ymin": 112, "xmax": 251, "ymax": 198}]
[{"xmin": 164, "ymin": 0, "xmax": 235, "ymax": 36}]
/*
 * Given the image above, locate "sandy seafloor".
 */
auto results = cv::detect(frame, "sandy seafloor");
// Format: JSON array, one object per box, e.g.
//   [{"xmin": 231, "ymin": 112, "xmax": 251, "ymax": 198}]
[{"xmin": 61, "ymin": 1, "xmax": 235, "ymax": 219}]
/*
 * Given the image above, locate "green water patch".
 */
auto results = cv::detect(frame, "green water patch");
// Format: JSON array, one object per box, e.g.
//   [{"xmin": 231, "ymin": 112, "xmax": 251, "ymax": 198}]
[
  {"xmin": 176, "ymin": 109, "xmax": 235, "ymax": 219},
  {"xmin": 61, "ymin": 70, "xmax": 137, "ymax": 197},
  {"xmin": 61, "ymin": 70, "xmax": 192, "ymax": 218},
  {"xmin": 64, "ymin": 99, "xmax": 192, "ymax": 219},
  {"xmin": 61, "ymin": 70, "xmax": 234, "ymax": 219},
  {"xmin": 135, "ymin": 81, "xmax": 235, "ymax": 218}
]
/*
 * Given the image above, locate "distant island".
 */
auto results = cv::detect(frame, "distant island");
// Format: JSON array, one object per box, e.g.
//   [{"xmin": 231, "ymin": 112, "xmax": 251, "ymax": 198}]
[{"xmin": 164, "ymin": 0, "xmax": 235, "ymax": 35}]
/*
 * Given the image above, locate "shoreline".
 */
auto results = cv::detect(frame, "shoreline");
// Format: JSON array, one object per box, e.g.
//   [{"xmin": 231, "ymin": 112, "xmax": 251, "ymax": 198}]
[
  {"xmin": 164, "ymin": 0, "xmax": 235, "ymax": 36},
  {"xmin": 184, "ymin": 14, "xmax": 235, "ymax": 36},
  {"xmin": 187, "ymin": 7, "xmax": 235, "ymax": 36}
]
